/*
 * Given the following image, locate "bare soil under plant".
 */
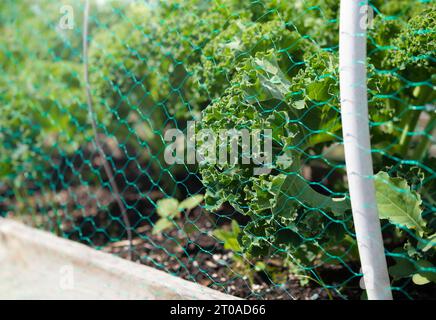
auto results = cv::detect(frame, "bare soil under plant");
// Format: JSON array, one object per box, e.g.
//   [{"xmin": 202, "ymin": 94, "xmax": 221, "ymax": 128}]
[{"xmin": 1, "ymin": 148, "xmax": 433, "ymax": 300}]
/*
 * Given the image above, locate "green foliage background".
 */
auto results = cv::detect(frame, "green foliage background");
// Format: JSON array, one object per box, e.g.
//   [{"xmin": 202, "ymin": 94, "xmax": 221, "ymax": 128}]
[{"xmin": 0, "ymin": 0, "xmax": 434, "ymax": 299}]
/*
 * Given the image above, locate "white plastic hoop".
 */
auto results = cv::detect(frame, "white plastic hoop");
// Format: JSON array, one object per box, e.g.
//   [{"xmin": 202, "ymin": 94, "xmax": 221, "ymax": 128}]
[{"xmin": 339, "ymin": 0, "xmax": 393, "ymax": 300}]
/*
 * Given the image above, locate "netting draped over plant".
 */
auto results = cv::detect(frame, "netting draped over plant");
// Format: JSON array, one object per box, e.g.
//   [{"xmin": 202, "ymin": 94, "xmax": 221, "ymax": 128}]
[{"xmin": 0, "ymin": 0, "xmax": 434, "ymax": 300}]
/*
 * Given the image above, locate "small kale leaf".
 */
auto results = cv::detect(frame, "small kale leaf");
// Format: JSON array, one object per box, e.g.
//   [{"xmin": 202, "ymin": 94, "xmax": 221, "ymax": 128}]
[{"xmin": 375, "ymin": 171, "xmax": 426, "ymax": 235}]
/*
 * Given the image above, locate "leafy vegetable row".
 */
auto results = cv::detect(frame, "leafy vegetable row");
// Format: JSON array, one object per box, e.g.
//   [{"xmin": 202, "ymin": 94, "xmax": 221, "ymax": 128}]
[{"xmin": 1, "ymin": 0, "xmax": 434, "ymax": 291}]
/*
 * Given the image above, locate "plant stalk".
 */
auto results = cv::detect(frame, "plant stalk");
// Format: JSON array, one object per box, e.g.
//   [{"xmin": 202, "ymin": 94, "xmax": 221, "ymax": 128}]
[
  {"xmin": 398, "ymin": 86, "xmax": 432, "ymax": 157},
  {"xmin": 412, "ymin": 112, "xmax": 436, "ymax": 161},
  {"xmin": 83, "ymin": 0, "xmax": 133, "ymax": 260}
]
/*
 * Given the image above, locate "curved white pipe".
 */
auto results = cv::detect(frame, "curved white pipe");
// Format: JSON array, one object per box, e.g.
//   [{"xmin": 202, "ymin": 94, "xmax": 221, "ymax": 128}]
[{"xmin": 339, "ymin": 0, "xmax": 393, "ymax": 300}]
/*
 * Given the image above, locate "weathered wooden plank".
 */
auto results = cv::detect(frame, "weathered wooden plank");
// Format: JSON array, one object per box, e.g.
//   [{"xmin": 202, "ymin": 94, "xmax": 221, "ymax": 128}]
[{"xmin": 0, "ymin": 218, "xmax": 239, "ymax": 300}]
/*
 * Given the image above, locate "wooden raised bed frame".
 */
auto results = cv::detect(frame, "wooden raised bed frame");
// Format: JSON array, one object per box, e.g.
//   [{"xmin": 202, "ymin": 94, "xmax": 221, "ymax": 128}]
[{"xmin": 0, "ymin": 218, "xmax": 238, "ymax": 300}]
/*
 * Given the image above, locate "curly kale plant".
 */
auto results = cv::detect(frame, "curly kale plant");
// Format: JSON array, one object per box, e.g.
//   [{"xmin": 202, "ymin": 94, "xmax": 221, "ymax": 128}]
[
  {"xmin": 199, "ymin": 44, "xmax": 351, "ymax": 262},
  {"xmin": 196, "ymin": 1, "xmax": 435, "ymax": 286},
  {"xmin": 0, "ymin": 0, "xmax": 127, "ymax": 184},
  {"xmin": 3, "ymin": 0, "xmax": 433, "ymax": 290}
]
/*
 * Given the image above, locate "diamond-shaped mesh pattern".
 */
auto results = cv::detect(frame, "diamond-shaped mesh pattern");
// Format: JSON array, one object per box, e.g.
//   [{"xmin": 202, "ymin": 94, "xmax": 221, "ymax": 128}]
[{"xmin": 0, "ymin": 0, "xmax": 434, "ymax": 300}]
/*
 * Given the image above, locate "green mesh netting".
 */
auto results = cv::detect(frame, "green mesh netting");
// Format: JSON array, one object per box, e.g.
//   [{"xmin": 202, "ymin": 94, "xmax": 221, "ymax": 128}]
[{"xmin": 0, "ymin": 0, "xmax": 434, "ymax": 300}]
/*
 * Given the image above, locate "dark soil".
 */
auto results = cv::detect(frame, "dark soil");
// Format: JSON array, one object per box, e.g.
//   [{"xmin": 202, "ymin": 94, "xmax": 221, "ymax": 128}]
[
  {"xmin": 4, "ymin": 183, "xmax": 362, "ymax": 300},
  {"xmin": 2, "ymin": 144, "xmax": 433, "ymax": 300}
]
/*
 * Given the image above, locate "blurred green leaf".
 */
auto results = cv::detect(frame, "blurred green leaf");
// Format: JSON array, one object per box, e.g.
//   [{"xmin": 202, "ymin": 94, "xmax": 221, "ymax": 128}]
[
  {"xmin": 213, "ymin": 220, "xmax": 242, "ymax": 252},
  {"xmin": 156, "ymin": 198, "xmax": 180, "ymax": 218},
  {"xmin": 178, "ymin": 194, "xmax": 204, "ymax": 211},
  {"xmin": 412, "ymin": 273, "xmax": 430, "ymax": 285},
  {"xmin": 152, "ymin": 218, "xmax": 174, "ymax": 235}
]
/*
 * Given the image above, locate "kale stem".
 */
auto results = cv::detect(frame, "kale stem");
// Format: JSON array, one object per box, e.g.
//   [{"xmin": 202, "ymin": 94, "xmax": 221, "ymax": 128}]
[
  {"xmin": 398, "ymin": 109, "xmax": 421, "ymax": 156},
  {"xmin": 412, "ymin": 112, "xmax": 436, "ymax": 161},
  {"xmin": 398, "ymin": 86, "xmax": 432, "ymax": 157}
]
